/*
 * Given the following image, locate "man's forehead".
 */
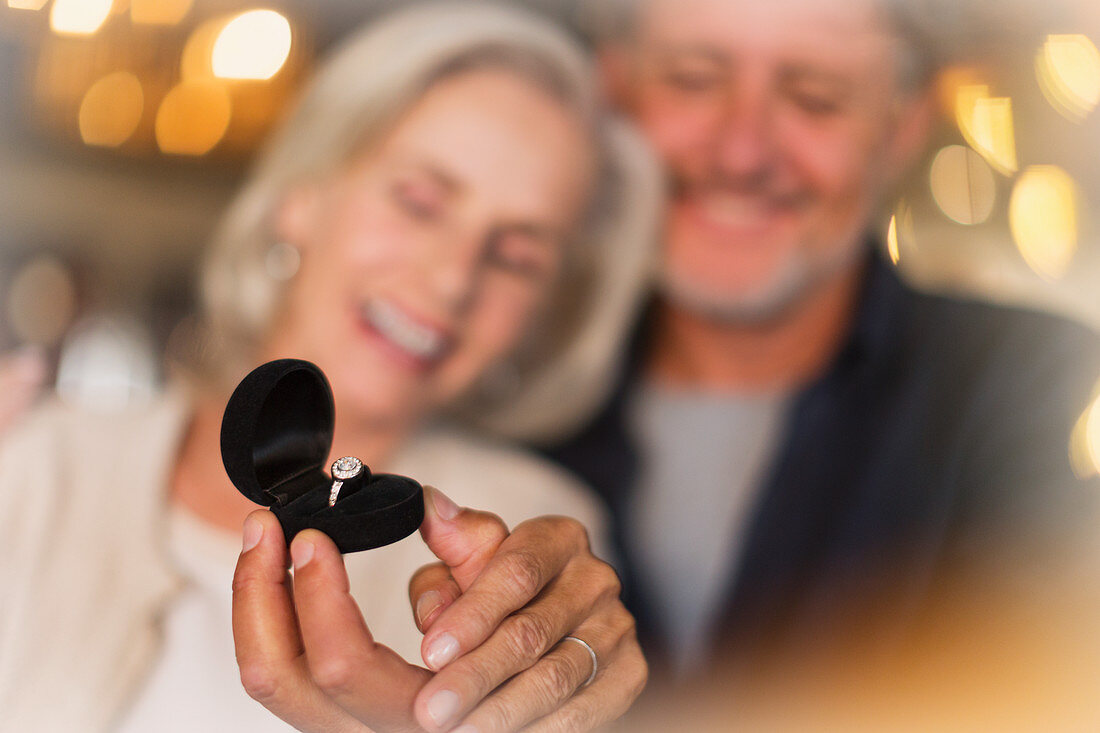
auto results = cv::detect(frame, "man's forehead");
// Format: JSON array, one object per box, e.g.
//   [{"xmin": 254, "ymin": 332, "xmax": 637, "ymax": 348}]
[{"xmin": 638, "ymin": 0, "xmax": 894, "ymax": 65}]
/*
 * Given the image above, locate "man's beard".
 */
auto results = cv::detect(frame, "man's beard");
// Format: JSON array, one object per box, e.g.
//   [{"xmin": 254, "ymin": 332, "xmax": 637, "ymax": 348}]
[{"xmin": 657, "ymin": 238, "xmax": 865, "ymax": 325}]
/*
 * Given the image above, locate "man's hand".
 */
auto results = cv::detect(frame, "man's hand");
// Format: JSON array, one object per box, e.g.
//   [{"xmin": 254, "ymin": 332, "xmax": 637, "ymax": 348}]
[
  {"xmin": 232, "ymin": 487, "xmax": 646, "ymax": 732},
  {"xmin": 407, "ymin": 487, "xmax": 647, "ymax": 732}
]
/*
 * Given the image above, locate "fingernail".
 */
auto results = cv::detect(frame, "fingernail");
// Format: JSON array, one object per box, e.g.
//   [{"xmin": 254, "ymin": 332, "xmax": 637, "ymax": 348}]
[
  {"xmin": 430, "ymin": 488, "xmax": 460, "ymax": 521},
  {"xmin": 291, "ymin": 537, "xmax": 314, "ymax": 568},
  {"xmin": 242, "ymin": 516, "xmax": 263, "ymax": 553},
  {"xmin": 424, "ymin": 632, "xmax": 459, "ymax": 670},
  {"xmin": 426, "ymin": 689, "xmax": 460, "ymax": 727},
  {"xmin": 415, "ymin": 589, "xmax": 443, "ymax": 627},
  {"xmin": 451, "ymin": 725, "xmax": 479, "ymax": 733}
]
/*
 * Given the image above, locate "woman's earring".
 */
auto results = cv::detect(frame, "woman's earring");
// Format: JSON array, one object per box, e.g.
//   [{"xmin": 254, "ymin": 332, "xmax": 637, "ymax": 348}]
[{"xmin": 265, "ymin": 241, "xmax": 301, "ymax": 282}]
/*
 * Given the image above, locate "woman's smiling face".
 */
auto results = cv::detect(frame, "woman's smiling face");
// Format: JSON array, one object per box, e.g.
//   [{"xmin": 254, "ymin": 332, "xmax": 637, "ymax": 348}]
[{"xmin": 266, "ymin": 68, "xmax": 593, "ymax": 430}]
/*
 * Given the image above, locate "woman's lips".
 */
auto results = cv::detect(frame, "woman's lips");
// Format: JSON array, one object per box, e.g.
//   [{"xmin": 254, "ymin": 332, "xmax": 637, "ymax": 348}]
[{"xmin": 355, "ymin": 298, "xmax": 452, "ymax": 370}]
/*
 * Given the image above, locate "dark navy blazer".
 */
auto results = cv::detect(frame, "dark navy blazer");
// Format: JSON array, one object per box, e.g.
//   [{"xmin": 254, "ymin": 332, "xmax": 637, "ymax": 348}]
[{"xmin": 542, "ymin": 251, "xmax": 1100, "ymax": 672}]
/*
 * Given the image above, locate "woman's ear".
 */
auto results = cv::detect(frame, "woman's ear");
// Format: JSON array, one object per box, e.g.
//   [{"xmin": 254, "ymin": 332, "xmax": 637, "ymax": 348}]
[{"xmin": 273, "ymin": 182, "xmax": 323, "ymax": 250}]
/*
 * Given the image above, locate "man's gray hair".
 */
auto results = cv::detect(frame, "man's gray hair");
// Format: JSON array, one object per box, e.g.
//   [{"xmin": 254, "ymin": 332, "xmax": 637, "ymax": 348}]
[{"xmin": 577, "ymin": 0, "xmax": 944, "ymax": 91}]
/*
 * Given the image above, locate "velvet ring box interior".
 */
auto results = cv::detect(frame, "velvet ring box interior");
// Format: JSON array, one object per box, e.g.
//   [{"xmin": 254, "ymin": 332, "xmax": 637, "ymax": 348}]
[{"xmin": 220, "ymin": 358, "xmax": 424, "ymax": 553}]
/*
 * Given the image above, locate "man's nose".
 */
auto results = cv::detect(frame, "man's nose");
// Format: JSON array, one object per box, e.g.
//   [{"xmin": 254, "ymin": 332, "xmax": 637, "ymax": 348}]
[{"xmin": 711, "ymin": 89, "xmax": 775, "ymax": 181}]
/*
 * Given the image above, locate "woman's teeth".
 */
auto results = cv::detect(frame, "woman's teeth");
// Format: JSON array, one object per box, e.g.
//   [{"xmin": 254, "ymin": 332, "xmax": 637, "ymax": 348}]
[{"xmin": 362, "ymin": 300, "xmax": 446, "ymax": 360}]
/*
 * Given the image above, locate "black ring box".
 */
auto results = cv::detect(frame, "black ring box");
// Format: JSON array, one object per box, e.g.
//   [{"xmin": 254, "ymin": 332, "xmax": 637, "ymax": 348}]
[{"xmin": 220, "ymin": 358, "xmax": 424, "ymax": 553}]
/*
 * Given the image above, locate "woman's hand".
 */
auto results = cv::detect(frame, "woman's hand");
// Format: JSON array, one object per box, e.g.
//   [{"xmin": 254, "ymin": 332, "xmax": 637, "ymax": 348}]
[{"xmin": 231, "ymin": 487, "xmax": 646, "ymax": 733}]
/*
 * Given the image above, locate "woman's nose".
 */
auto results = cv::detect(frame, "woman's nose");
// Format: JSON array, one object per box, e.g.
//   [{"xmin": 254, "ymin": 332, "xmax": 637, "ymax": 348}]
[{"xmin": 424, "ymin": 227, "xmax": 487, "ymax": 313}]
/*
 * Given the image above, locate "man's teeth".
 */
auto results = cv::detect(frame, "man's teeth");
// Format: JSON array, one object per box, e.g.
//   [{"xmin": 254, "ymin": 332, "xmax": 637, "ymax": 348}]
[
  {"xmin": 363, "ymin": 300, "xmax": 445, "ymax": 359},
  {"xmin": 702, "ymin": 195, "xmax": 773, "ymax": 227}
]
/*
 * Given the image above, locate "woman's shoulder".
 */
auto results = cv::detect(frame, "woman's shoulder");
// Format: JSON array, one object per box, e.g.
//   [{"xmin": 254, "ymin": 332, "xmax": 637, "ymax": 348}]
[
  {"xmin": 393, "ymin": 423, "xmax": 608, "ymax": 532},
  {"xmin": 2, "ymin": 391, "xmax": 188, "ymax": 456},
  {"xmin": 0, "ymin": 392, "xmax": 190, "ymax": 508}
]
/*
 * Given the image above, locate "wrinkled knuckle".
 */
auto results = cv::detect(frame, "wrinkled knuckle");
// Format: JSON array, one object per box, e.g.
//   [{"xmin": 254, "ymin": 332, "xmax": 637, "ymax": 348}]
[
  {"xmin": 612, "ymin": 604, "xmax": 637, "ymax": 638},
  {"xmin": 231, "ymin": 567, "xmax": 261, "ymax": 595},
  {"xmin": 470, "ymin": 697, "xmax": 515, "ymax": 733},
  {"xmin": 558, "ymin": 517, "xmax": 590, "ymax": 551},
  {"xmin": 628, "ymin": 652, "xmax": 649, "ymax": 699},
  {"xmin": 499, "ymin": 550, "xmax": 544, "ymax": 599},
  {"xmin": 533, "ymin": 654, "xmax": 579, "ymax": 706},
  {"xmin": 309, "ymin": 652, "xmax": 362, "ymax": 697},
  {"xmin": 503, "ymin": 610, "xmax": 553, "ymax": 663},
  {"xmin": 595, "ymin": 561, "xmax": 623, "ymax": 598},
  {"xmin": 453, "ymin": 654, "xmax": 496, "ymax": 698},
  {"xmin": 550, "ymin": 703, "xmax": 592, "ymax": 733},
  {"xmin": 238, "ymin": 662, "xmax": 285, "ymax": 704}
]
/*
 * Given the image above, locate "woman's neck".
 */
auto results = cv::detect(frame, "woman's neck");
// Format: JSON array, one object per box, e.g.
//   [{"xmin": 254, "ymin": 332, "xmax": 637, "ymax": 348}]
[{"xmin": 171, "ymin": 394, "xmax": 414, "ymax": 533}]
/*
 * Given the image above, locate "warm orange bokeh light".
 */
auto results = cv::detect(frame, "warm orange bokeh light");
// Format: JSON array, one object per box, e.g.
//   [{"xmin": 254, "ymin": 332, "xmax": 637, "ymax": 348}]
[
  {"xmin": 1037, "ymin": 34, "xmax": 1100, "ymax": 123},
  {"xmin": 929, "ymin": 145, "xmax": 996, "ymax": 226},
  {"xmin": 155, "ymin": 79, "xmax": 231, "ymax": 155},
  {"xmin": 955, "ymin": 85, "xmax": 1018, "ymax": 176},
  {"xmin": 49, "ymin": 0, "xmax": 113, "ymax": 35},
  {"xmin": 130, "ymin": 0, "xmax": 192, "ymax": 25},
  {"xmin": 1009, "ymin": 166, "xmax": 1079, "ymax": 281},
  {"xmin": 78, "ymin": 71, "xmax": 144, "ymax": 147},
  {"xmin": 8, "ymin": 0, "xmax": 49, "ymax": 10}
]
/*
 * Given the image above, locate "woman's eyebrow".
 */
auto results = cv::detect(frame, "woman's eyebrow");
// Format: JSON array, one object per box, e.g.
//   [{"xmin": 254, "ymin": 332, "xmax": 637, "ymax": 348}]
[{"xmin": 397, "ymin": 159, "xmax": 463, "ymax": 193}]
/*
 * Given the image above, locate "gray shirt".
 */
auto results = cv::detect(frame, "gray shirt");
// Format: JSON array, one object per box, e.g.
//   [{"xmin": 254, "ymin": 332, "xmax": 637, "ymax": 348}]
[{"xmin": 626, "ymin": 382, "xmax": 789, "ymax": 675}]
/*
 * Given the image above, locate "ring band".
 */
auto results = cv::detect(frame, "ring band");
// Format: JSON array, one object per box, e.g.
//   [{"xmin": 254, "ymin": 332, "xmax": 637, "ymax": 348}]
[{"xmin": 561, "ymin": 635, "xmax": 598, "ymax": 688}]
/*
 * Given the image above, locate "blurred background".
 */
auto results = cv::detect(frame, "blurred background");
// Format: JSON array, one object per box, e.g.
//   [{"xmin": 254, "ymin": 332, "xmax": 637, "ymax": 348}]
[{"xmin": 0, "ymin": 0, "xmax": 1097, "ymax": 458}]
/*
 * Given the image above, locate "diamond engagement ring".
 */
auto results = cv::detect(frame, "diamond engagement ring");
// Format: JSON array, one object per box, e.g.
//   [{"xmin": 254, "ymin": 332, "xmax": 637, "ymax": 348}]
[{"xmin": 329, "ymin": 456, "xmax": 364, "ymax": 506}]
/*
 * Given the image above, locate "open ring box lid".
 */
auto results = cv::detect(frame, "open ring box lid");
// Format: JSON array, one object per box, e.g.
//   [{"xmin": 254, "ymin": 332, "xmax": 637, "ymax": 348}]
[{"xmin": 220, "ymin": 358, "xmax": 424, "ymax": 553}]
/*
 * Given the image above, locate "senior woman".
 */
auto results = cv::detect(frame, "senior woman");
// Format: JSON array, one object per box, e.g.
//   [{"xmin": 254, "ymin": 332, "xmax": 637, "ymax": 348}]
[{"xmin": 0, "ymin": 3, "xmax": 659, "ymax": 732}]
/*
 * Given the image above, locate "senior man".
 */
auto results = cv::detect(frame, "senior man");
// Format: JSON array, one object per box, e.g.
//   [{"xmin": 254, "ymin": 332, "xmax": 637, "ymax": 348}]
[{"xmin": 543, "ymin": 0, "xmax": 1100, "ymax": 679}]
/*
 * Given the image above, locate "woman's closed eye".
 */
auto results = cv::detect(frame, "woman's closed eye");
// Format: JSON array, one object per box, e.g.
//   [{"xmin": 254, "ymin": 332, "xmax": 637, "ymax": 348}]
[
  {"xmin": 485, "ymin": 228, "xmax": 557, "ymax": 280},
  {"xmin": 391, "ymin": 177, "xmax": 449, "ymax": 222}
]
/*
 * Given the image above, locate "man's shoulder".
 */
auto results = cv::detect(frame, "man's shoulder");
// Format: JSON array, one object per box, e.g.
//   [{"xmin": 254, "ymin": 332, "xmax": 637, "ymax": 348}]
[{"xmin": 893, "ymin": 280, "xmax": 1100, "ymax": 386}]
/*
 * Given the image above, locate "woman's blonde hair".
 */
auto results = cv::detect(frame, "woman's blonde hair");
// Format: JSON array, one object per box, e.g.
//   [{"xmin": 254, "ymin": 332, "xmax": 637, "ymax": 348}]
[{"xmin": 199, "ymin": 0, "xmax": 661, "ymax": 443}]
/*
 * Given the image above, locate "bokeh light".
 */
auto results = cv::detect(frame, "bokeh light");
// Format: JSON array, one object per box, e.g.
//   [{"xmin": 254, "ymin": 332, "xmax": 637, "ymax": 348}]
[
  {"xmin": 180, "ymin": 16, "xmax": 225, "ymax": 80},
  {"xmin": 929, "ymin": 145, "xmax": 996, "ymax": 226},
  {"xmin": 887, "ymin": 200, "xmax": 915, "ymax": 266},
  {"xmin": 49, "ymin": 0, "xmax": 113, "ymax": 35},
  {"xmin": 6, "ymin": 256, "xmax": 77, "ymax": 346},
  {"xmin": 131, "ymin": 0, "xmax": 193, "ymax": 25},
  {"xmin": 78, "ymin": 71, "xmax": 144, "ymax": 148},
  {"xmin": 1070, "ymin": 391, "xmax": 1100, "ymax": 478},
  {"xmin": 154, "ymin": 79, "xmax": 232, "ymax": 155},
  {"xmin": 57, "ymin": 316, "xmax": 158, "ymax": 413},
  {"xmin": 1036, "ymin": 34, "xmax": 1100, "ymax": 123},
  {"xmin": 211, "ymin": 9, "xmax": 292, "ymax": 81},
  {"xmin": 1009, "ymin": 165, "xmax": 1079, "ymax": 280},
  {"xmin": 8, "ymin": 0, "xmax": 49, "ymax": 10},
  {"xmin": 955, "ymin": 85, "xmax": 1018, "ymax": 175}
]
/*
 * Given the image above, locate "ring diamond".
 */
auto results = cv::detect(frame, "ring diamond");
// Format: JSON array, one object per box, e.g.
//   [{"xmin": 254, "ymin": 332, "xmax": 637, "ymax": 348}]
[{"xmin": 329, "ymin": 456, "xmax": 364, "ymax": 506}]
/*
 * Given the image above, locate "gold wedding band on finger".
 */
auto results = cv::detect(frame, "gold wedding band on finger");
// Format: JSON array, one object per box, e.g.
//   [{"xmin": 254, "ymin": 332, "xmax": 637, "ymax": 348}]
[{"xmin": 561, "ymin": 635, "xmax": 598, "ymax": 688}]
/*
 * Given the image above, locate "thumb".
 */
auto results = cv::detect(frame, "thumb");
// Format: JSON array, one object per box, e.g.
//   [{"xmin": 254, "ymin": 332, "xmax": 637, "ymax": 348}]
[{"xmin": 419, "ymin": 485, "xmax": 509, "ymax": 590}]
